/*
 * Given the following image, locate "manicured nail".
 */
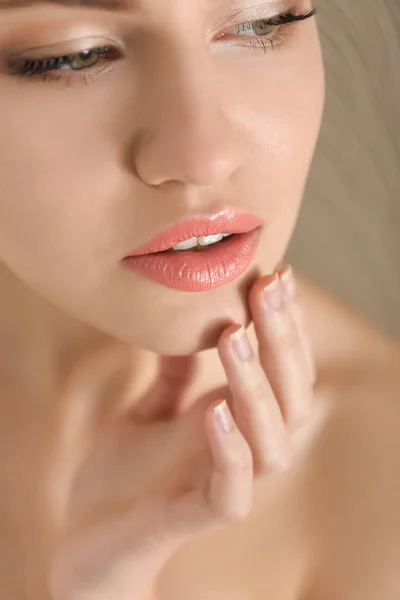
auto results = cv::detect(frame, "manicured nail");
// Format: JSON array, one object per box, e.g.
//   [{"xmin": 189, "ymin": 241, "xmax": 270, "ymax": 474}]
[
  {"xmin": 279, "ymin": 265, "xmax": 297, "ymax": 300},
  {"xmin": 213, "ymin": 400, "xmax": 234, "ymax": 433},
  {"xmin": 264, "ymin": 274, "xmax": 283, "ymax": 310},
  {"xmin": 230, "ymin": 326, "xmax": 254, "ymax": 362}
]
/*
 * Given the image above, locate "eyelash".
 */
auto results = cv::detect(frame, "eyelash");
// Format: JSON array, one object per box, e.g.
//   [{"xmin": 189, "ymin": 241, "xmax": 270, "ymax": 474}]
[{"xmin": 8, "ymin": 7, "xmax": 316, "ymax": 86}]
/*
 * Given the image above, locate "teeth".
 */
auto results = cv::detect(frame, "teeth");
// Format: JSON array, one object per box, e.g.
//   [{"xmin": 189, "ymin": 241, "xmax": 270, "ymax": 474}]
[
  {"xmin": 171, "ymin": 237, "xmax": 198, "ymax": 251},
  {"xmin": 171, "ymin": 233, "xmax": 232, "ymax": 251},
  {"xmin": 198, "ymin": 234, "xmax": 224, "ymax": 246}
]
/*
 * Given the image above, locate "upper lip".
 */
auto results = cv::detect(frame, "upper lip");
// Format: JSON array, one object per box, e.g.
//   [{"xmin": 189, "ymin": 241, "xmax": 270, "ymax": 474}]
[{"xmin": 125, "ymin": 210, "xmax": 264, "ymax": 256}]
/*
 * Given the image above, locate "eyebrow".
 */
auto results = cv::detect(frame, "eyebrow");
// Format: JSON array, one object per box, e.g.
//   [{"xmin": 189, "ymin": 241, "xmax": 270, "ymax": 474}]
[{"xmin": 0, "ymin": 0, "xmax": 127, "ymax": 10}]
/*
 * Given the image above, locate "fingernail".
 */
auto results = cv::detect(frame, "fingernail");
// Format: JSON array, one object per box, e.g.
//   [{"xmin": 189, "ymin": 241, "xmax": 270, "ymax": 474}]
[
  {"xmin": 279, "ymin": 265, "xmax": 297, "ymax": 300},
  {"xmin": 230, "ymin": 326, "xmax": 254, "ymax": 362},
  {"xmin": 264, "ymin": 274, "xmax": 283, "ymax": 310},
  {"xmin": 213, "ymin": 400, "xmax": 234, "ymax": 433}
]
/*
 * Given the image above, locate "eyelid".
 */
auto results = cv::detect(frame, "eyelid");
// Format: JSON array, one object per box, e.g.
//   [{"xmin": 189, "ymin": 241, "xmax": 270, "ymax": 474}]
[
  {"xmin": 7, "ymin": 34, "xmax": 123, "ymax": 60},
  {"xmin": 211, "ymin": 2, "xmax": 291, "ymax": 34}
]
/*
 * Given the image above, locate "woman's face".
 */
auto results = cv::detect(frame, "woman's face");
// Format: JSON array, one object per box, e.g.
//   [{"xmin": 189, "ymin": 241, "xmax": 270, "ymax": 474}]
[{"xmin": 0, "ymin": 0, "xmax": 324, "ymax": 355}]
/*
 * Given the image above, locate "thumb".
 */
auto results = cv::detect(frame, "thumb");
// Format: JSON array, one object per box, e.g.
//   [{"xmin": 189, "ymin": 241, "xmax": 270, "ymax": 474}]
[{"xmin": 49, "ymin": 499, "xmax": 174, "ymax": 600}]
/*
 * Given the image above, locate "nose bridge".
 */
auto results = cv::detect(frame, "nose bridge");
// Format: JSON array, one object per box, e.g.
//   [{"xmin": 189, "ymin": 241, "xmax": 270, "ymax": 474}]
[{"xmin": 133, "ymin": 45, "xmax": 245, "ymax": 187}]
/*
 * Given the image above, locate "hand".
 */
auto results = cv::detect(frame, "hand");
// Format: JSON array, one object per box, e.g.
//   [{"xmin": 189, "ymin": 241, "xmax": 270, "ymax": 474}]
[{"xmin": 49, "ymin": 264, "xmax": 316, "ymax": 600}]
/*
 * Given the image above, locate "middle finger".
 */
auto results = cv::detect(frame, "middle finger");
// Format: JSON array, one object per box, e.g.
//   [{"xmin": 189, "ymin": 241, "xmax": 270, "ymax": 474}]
[{"xmin": 218, "ymin": 325, "xmax": 291, "ymax": 474}]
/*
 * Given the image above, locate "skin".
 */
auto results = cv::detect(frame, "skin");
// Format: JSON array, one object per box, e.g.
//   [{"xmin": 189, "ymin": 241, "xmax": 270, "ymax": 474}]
[
  {"xmin": 0, "ymin": 0, "xmax": 323, "ymax": 355},
  {"xmin": 0, "ymin": 0, "xmax": 400, "ymax": 599}
]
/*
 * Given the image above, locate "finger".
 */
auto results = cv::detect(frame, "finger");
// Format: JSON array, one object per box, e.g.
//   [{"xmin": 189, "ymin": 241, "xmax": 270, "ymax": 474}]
[
  {"xmin": 249, "ymin": 273, "xmax": 314, "ymax": 431},
  {"xmin": 165, "ymin": 401, "xmax": 254, "ymax": 537},
  {"xmin": 218, "ymin": 325, "xmax": 291, "ymax": 474},
  {"xmin": 205, "ymin": 400, "xmax": 254, "ymax": 522},
  {"xmin": 276, "ymin": 264, "xmax": 317, "ymax": 385}
]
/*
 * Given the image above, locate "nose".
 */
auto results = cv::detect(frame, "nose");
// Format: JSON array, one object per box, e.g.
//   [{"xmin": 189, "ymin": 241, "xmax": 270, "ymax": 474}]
[{"xmin": 132, "ymin": 52, "xmax": 246, "ymax": 188}]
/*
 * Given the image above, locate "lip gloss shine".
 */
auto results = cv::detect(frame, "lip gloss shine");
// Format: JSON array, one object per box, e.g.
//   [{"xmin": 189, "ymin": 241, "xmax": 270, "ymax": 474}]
[{"xmin": 122, "ymin": 210, "xmax": 263, "ymax": 292}]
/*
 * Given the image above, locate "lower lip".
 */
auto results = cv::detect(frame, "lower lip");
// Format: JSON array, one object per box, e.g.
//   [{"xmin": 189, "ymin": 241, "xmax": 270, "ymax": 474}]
[{"xmin": 122, "ymin": 228, "xmax": 262, "ymax": 292}]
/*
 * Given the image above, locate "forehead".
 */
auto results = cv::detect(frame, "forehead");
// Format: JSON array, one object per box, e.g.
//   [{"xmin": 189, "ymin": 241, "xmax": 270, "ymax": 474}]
[
  {"xmin": 0, "ymin": 0, "xmax": 127, "ymax": 9},
  {"xmin": 0, "ymin": 0, "xmax": 280, "ymax": 12}
]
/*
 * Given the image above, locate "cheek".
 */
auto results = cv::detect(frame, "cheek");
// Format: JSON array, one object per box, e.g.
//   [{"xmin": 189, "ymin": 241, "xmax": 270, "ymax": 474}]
[
  {"xmin": 0, "ymin": 96, "xmax": 118, "ymax": 284},
  {"xmin": 0, "ymin": 26, "xmax": 323, "ymax": 291},
  {"xmin": 232, "ymin": 32, "xmax": 324, "ymax": 211}
]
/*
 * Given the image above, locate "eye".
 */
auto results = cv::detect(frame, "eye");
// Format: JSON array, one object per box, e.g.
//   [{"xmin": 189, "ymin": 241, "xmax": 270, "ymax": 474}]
[
  {"xmin": 219, "ymin": 8, "xmax": 316, "ymax": 52},
  {"xmin": 7, "ymin": 45, "xmax": 121, "ymax": 82},
  {"xmin": 65, "ymin": 49, "xmax": 101, "ymax": 70},
  {"xmin": 235, "ymin": 20, "xmax": 275, "ymax": 37}
]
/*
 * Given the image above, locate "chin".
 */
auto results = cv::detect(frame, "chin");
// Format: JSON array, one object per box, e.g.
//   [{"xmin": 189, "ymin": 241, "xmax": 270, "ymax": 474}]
[
  {"xmin": 109, "ymin": 265, "xmax": 261, "ymax": 356},
  {"xmin": 154, "ymin": 305, "xmax": 253, "ymax": 356},
  {"xmin": 130, "ymin": 311, "xmax": 252, "ymax": 356}
]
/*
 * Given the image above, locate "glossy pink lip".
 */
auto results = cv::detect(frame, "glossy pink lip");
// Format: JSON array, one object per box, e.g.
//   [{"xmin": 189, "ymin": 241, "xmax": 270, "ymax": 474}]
[
  {"xmin": 122, "ymin": 210, "xmax": 264, "ymax": 292},
  {"xmin": 126, "ymin": 210, "xmax": 264, "ymax": 255}
]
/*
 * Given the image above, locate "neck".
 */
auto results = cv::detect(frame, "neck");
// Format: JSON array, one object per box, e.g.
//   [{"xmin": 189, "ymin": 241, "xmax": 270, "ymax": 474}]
[
  {"xmin": 0, "ymin": 261, "xmax": 358, "ymax": 416},
  {"xmin": 0, "ymin": 264, "xmax": 151, "ymax": 412}
]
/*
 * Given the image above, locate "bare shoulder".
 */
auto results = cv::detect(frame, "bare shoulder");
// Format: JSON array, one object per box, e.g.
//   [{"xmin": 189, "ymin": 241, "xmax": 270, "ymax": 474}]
[
  {"xmin": 303, "ymin": 328, "xmax": 400, "ymax": 599},
  {"xmin": 296, "ymin": 271, "xmax": 400, "ymax": 379}
]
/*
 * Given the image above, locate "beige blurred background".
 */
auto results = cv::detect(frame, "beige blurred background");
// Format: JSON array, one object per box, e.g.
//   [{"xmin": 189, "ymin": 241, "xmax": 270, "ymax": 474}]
[{"xmin": 287, "ymin": 0, "xmax": 400, "ymax": 339}]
